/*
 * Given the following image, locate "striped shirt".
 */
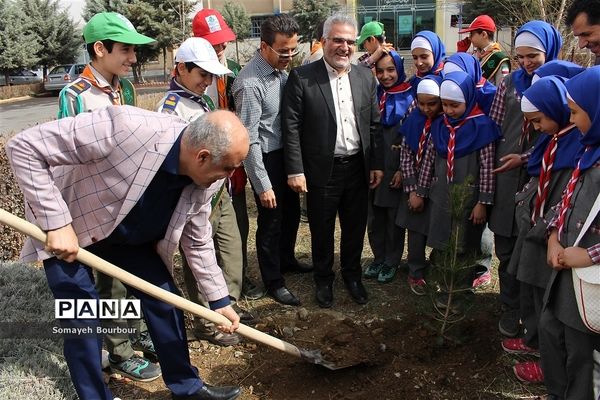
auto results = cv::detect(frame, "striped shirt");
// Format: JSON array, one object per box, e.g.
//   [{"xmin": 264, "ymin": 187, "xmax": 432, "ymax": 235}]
[{"xmin": 232, "ymin": 51, "xmax": 287, "ymax": 194}]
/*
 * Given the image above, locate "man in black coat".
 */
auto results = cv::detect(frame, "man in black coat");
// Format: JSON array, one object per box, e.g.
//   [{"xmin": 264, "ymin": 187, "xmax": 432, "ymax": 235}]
[{"xmin": 282, "ymin": 13, "xmax": 384, "ymax": 308}]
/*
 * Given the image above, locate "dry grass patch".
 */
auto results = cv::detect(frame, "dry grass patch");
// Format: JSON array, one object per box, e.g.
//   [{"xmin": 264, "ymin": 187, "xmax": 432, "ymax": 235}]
[{"xmin": 0, "ymin": 83, "xmax": 44, "ymax": 100}]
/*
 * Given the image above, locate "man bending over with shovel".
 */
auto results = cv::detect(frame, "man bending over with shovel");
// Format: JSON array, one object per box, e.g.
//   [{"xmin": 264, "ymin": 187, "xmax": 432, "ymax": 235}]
[{"xmin": 6, "ymin": 105, "xmax": 247, "ymax": 400}]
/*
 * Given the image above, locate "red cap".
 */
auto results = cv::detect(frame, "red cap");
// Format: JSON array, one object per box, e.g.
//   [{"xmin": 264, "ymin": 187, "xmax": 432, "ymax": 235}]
[
  {"xmin": 458, "ymin": 15, "xmax": 496, "ymax": 34},
  {"xmin": 192, "ymin": 9, "xmax": 236, "ymax": 45}
]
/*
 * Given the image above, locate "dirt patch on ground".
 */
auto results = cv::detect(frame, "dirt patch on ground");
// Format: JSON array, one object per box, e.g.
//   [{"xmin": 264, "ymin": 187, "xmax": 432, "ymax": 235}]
[
  {"xmin": 0, "ymin": 171, "xmax": 545, "ymax": 399},
  {"xmin": 109, "ymin": 262, "xmax": 546, "ymax": 400}
]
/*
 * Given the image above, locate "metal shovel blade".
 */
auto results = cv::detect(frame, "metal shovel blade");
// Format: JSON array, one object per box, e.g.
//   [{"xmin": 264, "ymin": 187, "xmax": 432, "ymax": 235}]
[{"xmin": 299, "ymin": 347, "xmax": 360, "ymax": 370}]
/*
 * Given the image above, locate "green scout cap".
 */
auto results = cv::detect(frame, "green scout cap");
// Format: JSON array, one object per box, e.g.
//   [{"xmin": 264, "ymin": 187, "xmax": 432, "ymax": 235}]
[
  {"xmin": 83, "ymin": 12, "xmax": 156, "ymax": 45},
  {"xmin": 357, "ymin": 21, "xmax": 385, "ymax": 46}
]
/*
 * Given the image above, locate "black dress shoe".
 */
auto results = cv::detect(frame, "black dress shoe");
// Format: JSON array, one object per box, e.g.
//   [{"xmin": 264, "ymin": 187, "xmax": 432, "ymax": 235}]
[
  {"xmin": 344, "ymin": 280, "xmax": 368, "ymax": 304},
  {"xmin": 268, "ymin": 286, "xmax": 301, "ymax": 306},
  {"xmin": 281, "ymin": 260, "xmax": 314, "ymax": 274},
  {"xmin": 315, "ymin": 283, "xmax": 333, "ymax": 308},
  {"xmin": 172, "ymin": 384, "xmax": 241, "ymax": 400}
]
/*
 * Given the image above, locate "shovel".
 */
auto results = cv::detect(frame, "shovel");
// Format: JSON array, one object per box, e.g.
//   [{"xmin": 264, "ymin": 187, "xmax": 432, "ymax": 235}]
[{"xmin": 0, "ymin": 208, "xmax": 353, "ymax": 370}]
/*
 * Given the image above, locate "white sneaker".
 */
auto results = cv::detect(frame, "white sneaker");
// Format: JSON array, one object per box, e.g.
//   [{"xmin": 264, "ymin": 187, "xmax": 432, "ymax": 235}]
[{"xmin": 101, "ymin": 349, "xmax": 110, "ymax": 369}]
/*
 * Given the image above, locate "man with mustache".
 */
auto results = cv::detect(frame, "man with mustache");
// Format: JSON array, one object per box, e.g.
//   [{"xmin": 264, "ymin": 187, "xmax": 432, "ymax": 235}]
[
  {"xmin": 232, "ymin": 14, "xmax": 310, "ymax": 307},
  {"xmin": 566, "ymin": 0, "xmax": 600, "ymax": 63},
  {"xmin": 282, "ymin": 13, "xmax": 384, "ymax": 308}
]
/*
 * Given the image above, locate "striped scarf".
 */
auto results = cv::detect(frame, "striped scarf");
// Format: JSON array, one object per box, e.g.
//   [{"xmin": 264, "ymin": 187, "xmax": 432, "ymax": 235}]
[
  {"xmin": 531, "ymin": 124, "xmax": 575, "ymax": 225},
  {"xmin": 442, "ymin": 106, "xmax": 485, "ymax": 182}
]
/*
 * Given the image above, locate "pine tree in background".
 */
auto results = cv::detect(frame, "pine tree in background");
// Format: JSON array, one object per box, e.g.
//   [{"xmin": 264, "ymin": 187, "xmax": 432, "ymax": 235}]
[
  {"xmin": 20, "ymin": 0, "xmax": 80, "ymax": 78},
  {"xmin": 82, "ymin": 0, "xmax": 198, "ymax": 83},
  {"xmin": 0, "ymin": 0, "xmax": 41, "ymax": 83},
  {"xmin": 221, "ymin": 1, "xmax": 251, "ymax": 64},
  {"xmin": 82, "ymin": 0, "xmax": 127, "ymax": 20},
  {"xmin": 291, "ymin": 0, "xmax": 339, "ymax": 44}
]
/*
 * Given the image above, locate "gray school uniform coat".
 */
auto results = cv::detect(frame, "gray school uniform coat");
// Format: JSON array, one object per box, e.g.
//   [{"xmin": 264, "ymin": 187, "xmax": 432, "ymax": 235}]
[
  {"xmin": 372, "ymin": 124, "xmax": 403, "ymax": 208},
  {"xmin": 545, "ymin": 167, "xmax": 600, "ymax": 333},
  {"xmin": 509, "ymin": 169, "xmax": 573, "ymax": 288},
  {"xmin": 488, "ymin": 75, "xmax": 540, "ymax": 237},
  {"xmin": 426, "ymin": 151, "xmax": 486, "ymax": 252}
]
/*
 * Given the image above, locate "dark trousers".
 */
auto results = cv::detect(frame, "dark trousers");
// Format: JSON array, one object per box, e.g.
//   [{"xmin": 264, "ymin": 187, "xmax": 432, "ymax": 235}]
[
  {"xmin": 521, "ymin": 281, "xmax": 545, "ymax": 349},
  {"xmin": 253, "ymin": 149, "xmax": 300, "ymax": 291},
  {"xmin": 232, "ymin": 188, "xmax": 249, "ymax": 273},
  {"xmin": 407, "ymin": 230, "xmax": 428, "ymax": 279},
  {"xmin": 494, "ymin": 234, "xmax": 520, "ymax": 309},
  {"xmin": 367, "ymin": 200, "xmax": 405, "ymax": 267},
  {"xmin": 307, "ymin": 154, "xmax": 368, "ymax": 285},
  {"xmin": 44, "ymin": 243, "xmax": 203, "ymax": 400},
  {"xmin": 539, "ymin": 306, "xmax": 600, "ymax": 399}
]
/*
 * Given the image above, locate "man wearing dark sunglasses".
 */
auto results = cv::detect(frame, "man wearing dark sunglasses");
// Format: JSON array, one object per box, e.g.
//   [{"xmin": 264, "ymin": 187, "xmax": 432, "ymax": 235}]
[
  {"xmin": 232, "ymin": 14, "xmax": 310, "ymax": 307},
  {"xmin": 282, "ymin": 13, "xmax": 384, "ymax": 309}
]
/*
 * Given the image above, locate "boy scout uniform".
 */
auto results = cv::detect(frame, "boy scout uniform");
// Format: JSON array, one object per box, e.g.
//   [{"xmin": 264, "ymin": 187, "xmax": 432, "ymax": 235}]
[{"xmin": 58, "ymin": 64, "xmax": 136, "ymax": 118}]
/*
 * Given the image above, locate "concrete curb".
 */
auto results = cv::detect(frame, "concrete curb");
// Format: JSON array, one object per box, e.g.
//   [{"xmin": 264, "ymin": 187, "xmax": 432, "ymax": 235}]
[
  {"xmin": 0, "ymin": 82, "xmax": 167, "ymax": 104},
  {"xmin": 0, "ymin": 96, "xmax": 32, "ymax": 104}
]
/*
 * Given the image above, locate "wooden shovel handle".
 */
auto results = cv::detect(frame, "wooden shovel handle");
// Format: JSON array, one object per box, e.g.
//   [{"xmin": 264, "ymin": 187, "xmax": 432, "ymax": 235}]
[{"xmin": 0, "ymin": 208, "xmax": 302, "ymax": 359}]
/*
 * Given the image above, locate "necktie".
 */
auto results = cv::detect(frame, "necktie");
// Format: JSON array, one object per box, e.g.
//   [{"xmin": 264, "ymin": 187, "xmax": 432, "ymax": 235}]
[
  {"xmin": 415, "ymin": 118, "xmax": 432, "ymax": 170},
  {"xmin": 520, "ymin": 117, "xmax": 532, "ymax": 146},
  {"xmin": 442, "ymin": 107, "xmax": 485, "ymax": 183},
  {"xmin": 531, "ymin": 125, "xmax": 575, "ymax": 225},
  {"xmin": 80, "ymin": 65, "xmax": 122, "ymax": 105},
  {"xmin": 217, "ymin": 76, "xmax": 228, "ymax": 110},
  {"xmin": 557, "ymin": 148, "xmax": 588, "ymax": 240},
  {"xmin": 379, "ymin": 92, "xmax": 387, "ymax": 116},
  {"xmin": 442, "ymin": 115, "xmax": 470, "ymax": 182}
]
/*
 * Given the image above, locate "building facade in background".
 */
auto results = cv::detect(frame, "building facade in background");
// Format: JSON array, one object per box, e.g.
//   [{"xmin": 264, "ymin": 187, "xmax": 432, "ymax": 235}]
[{"xmin": 202, "ymin": 0, "xmax": 497, "ymax": 52}]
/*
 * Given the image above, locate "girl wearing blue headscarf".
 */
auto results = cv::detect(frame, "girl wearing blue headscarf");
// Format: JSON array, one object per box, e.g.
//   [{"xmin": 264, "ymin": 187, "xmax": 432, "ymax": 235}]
[
  {"xmin": 396, "ymin": 75, "xmax": 443, "ymax": 295},
  {"xmin": 502, "ymin": 76, "xmax": 583, "ymax": 385},
  {"xmin": 363, "ymin": 50, "xmax": 412, "ymax": 283},
  {"xmin": 443, "ymin": 52, "xmax": 497, "ymax": 115},
  {"xmin": 418, "ymin": 71, "xmax": 500, "ymax": 288},
  {"xmin": 408, "ymin": 31, "xmax": 445, "ymax": 97},
  {"xmin": 532, "ymin": 59, "xmax": 586, "ymax": 84},
  {"xmin": 487, "ymin": 21, "xmax": 563, "ymax": 337},
  {"xmin": 543, "ymin": 66, "xmax": 600, "ymax": 400}
]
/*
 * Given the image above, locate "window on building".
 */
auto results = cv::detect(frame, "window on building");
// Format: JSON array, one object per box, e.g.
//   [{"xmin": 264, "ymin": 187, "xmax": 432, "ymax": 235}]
[
  {"xmin": 250, "ymin": 15, "xmax": 271, "ymax": 39},
  {"xmin": 356, "ymin": 0, "xmax": 437, "ymax": 50}
]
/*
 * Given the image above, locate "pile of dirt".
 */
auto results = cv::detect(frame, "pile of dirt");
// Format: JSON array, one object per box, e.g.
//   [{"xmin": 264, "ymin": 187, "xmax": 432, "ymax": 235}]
[{"xmin": 110, "ymin": 289, "xmax": 545, "ymax": 399}]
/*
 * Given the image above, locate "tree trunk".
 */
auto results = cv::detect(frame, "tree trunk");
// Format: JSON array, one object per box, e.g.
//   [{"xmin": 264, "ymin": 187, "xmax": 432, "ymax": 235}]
[
  {"xmin": 554, "ymin": 0, "xmax": 567, "ymax": 28},
  {"xmin": 132, "ymin": 64, "xmax": 140, "ymax": 84},
  {"xmin": 536, "ymin": 0, "xmax": 547, "ymax": 21},
  {"xmin": 163, "ymin": 47, "xmax": 167, "ymax": 83},
  {"xmin": 235, "ymin": 40, "xmax": 240, "ymax": 65}
]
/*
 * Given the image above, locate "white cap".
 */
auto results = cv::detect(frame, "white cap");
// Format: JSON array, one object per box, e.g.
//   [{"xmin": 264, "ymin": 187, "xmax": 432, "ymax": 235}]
[
  {"xmin": 520, "ymin": 95, "xmax": 539, "ymax": 113},
  {"xmin": 411, "ymin": 36, "xmax": 433, "ymax": 52},
  {"xmin": 440, "ymin": 80, "xmax": 465, "ymax": 103},
  {"xmin": 443, "ymin": 61, "xmax": 463, "ymax": 75},
  {"xmin": 417, "ymin": 79, "xmax": 440, "ymax": 96},
  {"xmin": 175, "ymin": 37, "xmax": 231, "ymax": 75},
  {"xmin": 515, "ymin": 31, "xmax": 545, "ymax": 52}
]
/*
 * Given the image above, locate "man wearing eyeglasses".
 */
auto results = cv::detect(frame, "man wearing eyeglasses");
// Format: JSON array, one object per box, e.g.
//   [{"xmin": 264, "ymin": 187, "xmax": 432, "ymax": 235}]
[
  {"xmin": 232, "ymin": 14, "xmax": 311, "ymax": 307},
  {"xmin": 282, "ymin": 13, "xmax": 384, "ymax": 308}
]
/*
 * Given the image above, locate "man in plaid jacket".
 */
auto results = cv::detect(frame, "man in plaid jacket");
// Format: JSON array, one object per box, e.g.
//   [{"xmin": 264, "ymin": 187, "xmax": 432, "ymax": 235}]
[{"xmin": 7, "ymin": 105, "xmax": 246, "ymax": 400}]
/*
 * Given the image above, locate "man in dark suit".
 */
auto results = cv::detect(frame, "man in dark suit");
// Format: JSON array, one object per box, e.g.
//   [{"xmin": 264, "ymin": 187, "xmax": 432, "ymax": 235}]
[{"xmin": 282, "ymin": 13, "xmax": 384, "ymax": 308}]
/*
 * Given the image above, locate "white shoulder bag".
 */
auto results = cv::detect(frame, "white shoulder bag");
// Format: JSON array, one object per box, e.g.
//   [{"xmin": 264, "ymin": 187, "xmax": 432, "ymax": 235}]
[{"xmin": 572, "ymin": 191, "xmax": 600, "ymax": 334}]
